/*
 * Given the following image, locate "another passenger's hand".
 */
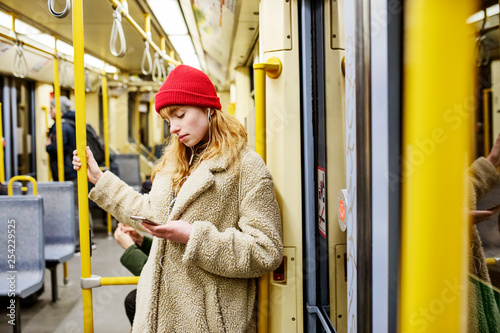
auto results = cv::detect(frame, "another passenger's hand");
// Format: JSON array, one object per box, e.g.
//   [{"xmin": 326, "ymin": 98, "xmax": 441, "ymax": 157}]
[
  {"xmin": 487, "ymin": 133, "xmax": 500, "ymax": 168},
  {"xmin": 141, "ymin": 220, "xmax": 192, "ymax": 244},
  {"xmin": 469, "ymin": 208, "xmax": 500, "ymax": 225},
  {"xmin": 120, "ymin": 223, "xmax": 144, "ymax": 247},
  {"xmin": 114, "ymin": 225, "xmax": 135, "ymax": 249},
  {"xmin": 72, "ymin": 146, "xmax": 103, "ymax": 184}
]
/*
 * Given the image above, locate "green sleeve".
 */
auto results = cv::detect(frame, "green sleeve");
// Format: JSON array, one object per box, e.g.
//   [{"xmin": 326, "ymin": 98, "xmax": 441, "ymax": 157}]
[
  {"xmin": 120, "ymin": 244, "xmax": 149, "ymax": 276},
  {"xmin": 139, "ymin": 236, "xmax": 153, "ymax": 256}
]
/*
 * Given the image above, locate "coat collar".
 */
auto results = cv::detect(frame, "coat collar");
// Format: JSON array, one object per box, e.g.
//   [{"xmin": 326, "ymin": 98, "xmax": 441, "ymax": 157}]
[{"xmin": 169, "ymin": 154, "xmax": 231, "ymax": 220}]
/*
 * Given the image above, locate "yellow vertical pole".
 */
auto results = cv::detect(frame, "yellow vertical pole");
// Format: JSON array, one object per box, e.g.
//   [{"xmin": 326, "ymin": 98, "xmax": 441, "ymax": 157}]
[
  {"xmin": 53, "ymin": 39, "xmax": 70, "ymax": 281},
  {"xmin": 44, "ymin": 105, "xmax": 51, "ymax": 132},
  {"xmin": 399, "ymin": 1, "xmax": 474, "ymax": 332},
  {"xmin": 144, "ymin": 14, "xmax": 151, "ymax": 36},
  {"xmin": 159, "ymin": 38, "xmax": 166, "ymax": 143},
  {"xmin": 228, "ymin": 103, "xmax": 236, "ymax": 116},
  {"xmin": 8, "ymin": 14, "xmax": 15, "ymax": 184},
  {"xmin": 0, "ymin": 102, "xmax": 4, "ymax": 184},
  {"xmin": 53, "ymin": 38, "xmax": 65, "ymax": 182},
  {"xmin": 160, "ymin": 36, "xmax": 166, "ymax": 53},
  {"xmin": 483, "ymin": 88, "xmax": 492, "ymax": 156},
  {"xmin": 102, "ymin": 70, "xmax": 112, "ymax": 236},
  {"xmin": 253, "ymin": 67, "xmax": 266, "ymax": 162},
  {"xmin": 72, "ymin": 0, "xmax": 93, "ymax": 331},
  {"xmin": 253, "ymin": 63, "xmax": 268, "ymax": 333},
  {"xmin": 253, "ymin": 57, "xmax": 282, "ymax": 333},
  {"xmin": 149, "ymin": 91, "xmax": 155, "ymax": 155},
  {"xmin": 136, "ymin": 15, "xmax": 151, "ymax": 152}
]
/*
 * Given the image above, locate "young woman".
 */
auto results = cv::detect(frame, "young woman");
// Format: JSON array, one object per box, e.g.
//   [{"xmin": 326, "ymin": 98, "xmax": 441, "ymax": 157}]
[{"xmin": 73, "ymin": 64, "xmax": 283, "ymax": 332}]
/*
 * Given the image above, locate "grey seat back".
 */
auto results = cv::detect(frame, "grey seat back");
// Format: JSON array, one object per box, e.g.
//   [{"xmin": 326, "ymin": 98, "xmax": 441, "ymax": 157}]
[
  {"xmin": 27, "ymin": 182, "xmax": 75, "ymax": 261},
  {"xmin": 2, "ymin": 181, "xmax": 22, "ymax": 195},
  {"xmin": 115, "ymin": 154, "xmax": 141, "ymax": 190},
  {"xmin": 0, "ymin": 196, "xmax": 45, "ymax": 298}
]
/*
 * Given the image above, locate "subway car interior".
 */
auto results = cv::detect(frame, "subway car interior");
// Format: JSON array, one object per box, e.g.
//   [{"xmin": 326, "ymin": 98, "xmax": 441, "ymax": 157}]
[{"xmin": 0, "ymin": 0, "xmax": 500, "ymax": 332}]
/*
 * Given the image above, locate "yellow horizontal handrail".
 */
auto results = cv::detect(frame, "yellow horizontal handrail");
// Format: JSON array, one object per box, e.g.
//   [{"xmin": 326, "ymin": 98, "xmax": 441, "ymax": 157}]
[
  {"xmin": 486, "ymin": 257, "xmax": 499, "ymax": 266},
  {"xmin": 0, "ymin": 31, "xmax": 54, "ymax": 58},
  {"xmin": 8, "ymin": 175, "xmax": 37, "ymax": 195},
  {"xmin": 101, "ymin": 276, "xmax": 139, "ymax": 286},
  {"xmin": 253, "ymin": 57, "xmax": 282, "ymax": 79},
  {"xmin": 107, "ymin": 0, "xmax": 181, "ymax": 66}
]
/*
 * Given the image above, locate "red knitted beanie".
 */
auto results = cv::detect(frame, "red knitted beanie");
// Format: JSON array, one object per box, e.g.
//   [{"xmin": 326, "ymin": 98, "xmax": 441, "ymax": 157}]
[{"xmin": 154, "ymin": 64, "xmax": 221, "ymax": 113}]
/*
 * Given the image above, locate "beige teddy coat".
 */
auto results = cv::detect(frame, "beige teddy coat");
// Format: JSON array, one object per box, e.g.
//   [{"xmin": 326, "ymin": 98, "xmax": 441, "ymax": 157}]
[
  {"xmin": 468, "ymin": 157, "xmax": 500, "ymax": 332},
  {"xmin": 89, "ymin": 149, "xmax": 283, "ymax": 332}
]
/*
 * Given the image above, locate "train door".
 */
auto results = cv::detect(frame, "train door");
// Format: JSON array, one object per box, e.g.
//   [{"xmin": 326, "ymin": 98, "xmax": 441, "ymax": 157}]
[
  {"xmin": 301, "ymin": 1, "xmax": 347, "ymax": 332},
  {"xmin": 261, "ymin": 0, "xmax": 347, "ymax": 332}
]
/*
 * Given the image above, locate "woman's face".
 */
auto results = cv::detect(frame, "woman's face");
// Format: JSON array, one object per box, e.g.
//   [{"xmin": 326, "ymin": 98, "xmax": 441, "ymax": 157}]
[{"xmin": 167, "ymin": 106, "xmax": 210, "ymax": 147}]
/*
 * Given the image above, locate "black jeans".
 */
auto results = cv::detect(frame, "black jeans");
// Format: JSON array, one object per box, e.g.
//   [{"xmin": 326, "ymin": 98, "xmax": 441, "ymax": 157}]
[{"xmin": 125, "ymin": 289, "xmax": 137, "ymax": 325}]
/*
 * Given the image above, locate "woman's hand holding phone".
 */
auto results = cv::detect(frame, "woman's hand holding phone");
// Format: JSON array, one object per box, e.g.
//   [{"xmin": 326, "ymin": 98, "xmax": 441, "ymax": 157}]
[
  {"xmin": 130, "ymin": 215, "xmax": 159, "ymax": 226},
  {"xmin": 470, "ymin": 203, "xmax": 500, "ymax": 225}
]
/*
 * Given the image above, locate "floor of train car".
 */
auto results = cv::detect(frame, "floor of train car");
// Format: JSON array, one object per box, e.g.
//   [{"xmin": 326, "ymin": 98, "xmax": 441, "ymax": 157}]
[{"xmin": 0, "ymin": 211, "xmax": 136, "ymax": 333}]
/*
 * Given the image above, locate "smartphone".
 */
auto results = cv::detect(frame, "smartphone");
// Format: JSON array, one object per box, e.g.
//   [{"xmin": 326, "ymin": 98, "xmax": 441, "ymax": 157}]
[
  {"xmin": 130, "ymin": 215, "xmax": 159, "ymax": 226},
  {"xmin": 485, "ymin": 203, "xmax": 500, "ymax": 211}
]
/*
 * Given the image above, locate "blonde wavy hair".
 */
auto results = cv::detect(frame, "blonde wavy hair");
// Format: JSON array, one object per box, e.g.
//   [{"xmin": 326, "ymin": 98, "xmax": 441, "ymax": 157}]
[{"xmin": 151, "ymin": 105, "xmax": 247, "ymax": 189}]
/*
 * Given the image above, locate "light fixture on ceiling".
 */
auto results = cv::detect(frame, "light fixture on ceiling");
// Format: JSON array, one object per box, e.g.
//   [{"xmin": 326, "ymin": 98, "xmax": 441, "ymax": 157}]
[
  {"xmin": 147, "ymin": 0, "xmax": 200, "ymax": 69},
  {"xmin": 84, "ymin": 54, "xmax": 118, "ymax": 73}
]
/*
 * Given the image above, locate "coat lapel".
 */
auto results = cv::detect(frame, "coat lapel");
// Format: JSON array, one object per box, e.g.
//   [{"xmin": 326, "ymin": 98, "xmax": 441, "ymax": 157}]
[{"xmin": 169, "ymin": 155, "xmax": 230, "ymax": 221}]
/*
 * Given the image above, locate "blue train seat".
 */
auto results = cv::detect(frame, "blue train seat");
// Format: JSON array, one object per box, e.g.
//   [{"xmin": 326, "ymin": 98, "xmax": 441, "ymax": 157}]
[
  {"xmin": 2, "ymin": 182, "xmax": 23, "ymax": 195},
  {"xmin": 27, "ymin": 182, "xmax": 75, "ymax": 302},
  {"xmin": 0, "ymin": 196, "xmax": 45, "ymax": 298},
  {"xmin": 114, "ymin": 154, "xmax": 142, "ymax": 191}
]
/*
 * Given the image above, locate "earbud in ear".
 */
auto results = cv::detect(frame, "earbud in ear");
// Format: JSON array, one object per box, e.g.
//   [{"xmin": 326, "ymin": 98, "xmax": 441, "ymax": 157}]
[{"xmin": 207, "ymin": 108, "xmax": 212, "ymax": 121}]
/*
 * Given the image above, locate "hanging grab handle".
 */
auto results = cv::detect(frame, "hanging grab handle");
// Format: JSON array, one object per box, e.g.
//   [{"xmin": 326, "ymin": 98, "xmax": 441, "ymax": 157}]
[
  {"xmin": 141, "ymin": 41, "xmax": 153, "ymax": 75},
  {"xmin": 13, "ymin": 41, "xmax": 28, "ymax": 78},
  {"xmin": 110, "ymin": 4, "xmax": 127, "ymax": 57},
  {"xmin": 48, "ymin": 0, "xmax": 71, "ymax": 19},
  {"xmin": 152, "ymin": 53, "xmax": 166, "ymax": 83},
  {"xmin": 85, "ymin": 68, "xmax": 92, "ymax": 92}
]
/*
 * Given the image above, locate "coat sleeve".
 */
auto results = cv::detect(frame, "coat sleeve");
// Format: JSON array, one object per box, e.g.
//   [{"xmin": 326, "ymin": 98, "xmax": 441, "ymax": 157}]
[
  {"xmin": 469, "ymin": 157, "xmax": 499, "ymax": 206},
  {"xmin": 120, "ymin": 244, "xmax": 149, "ymax": 276},
  {"xmin": 89, "ymin": 171, "xmax": 150, "ymax": 232},
  {"xmin": 139, "ymin": 236, "xmax": 153, "ymax": 256},
  {"xmin": 45, "ymin": 126, "xmax": 58, "ymax": 156},
  {"xmin": 46, "ymin": 123, "xmax": 72, "ymax": 155},
  {"xmin": 182, "ymin": 152, "xmax": 283, "ymax": 278}
]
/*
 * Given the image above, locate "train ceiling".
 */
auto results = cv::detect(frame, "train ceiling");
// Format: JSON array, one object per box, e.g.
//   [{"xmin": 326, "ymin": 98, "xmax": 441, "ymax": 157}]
[{"xmin": 0, "ymin": 0, "xmax": 259, "ymax": 91}]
